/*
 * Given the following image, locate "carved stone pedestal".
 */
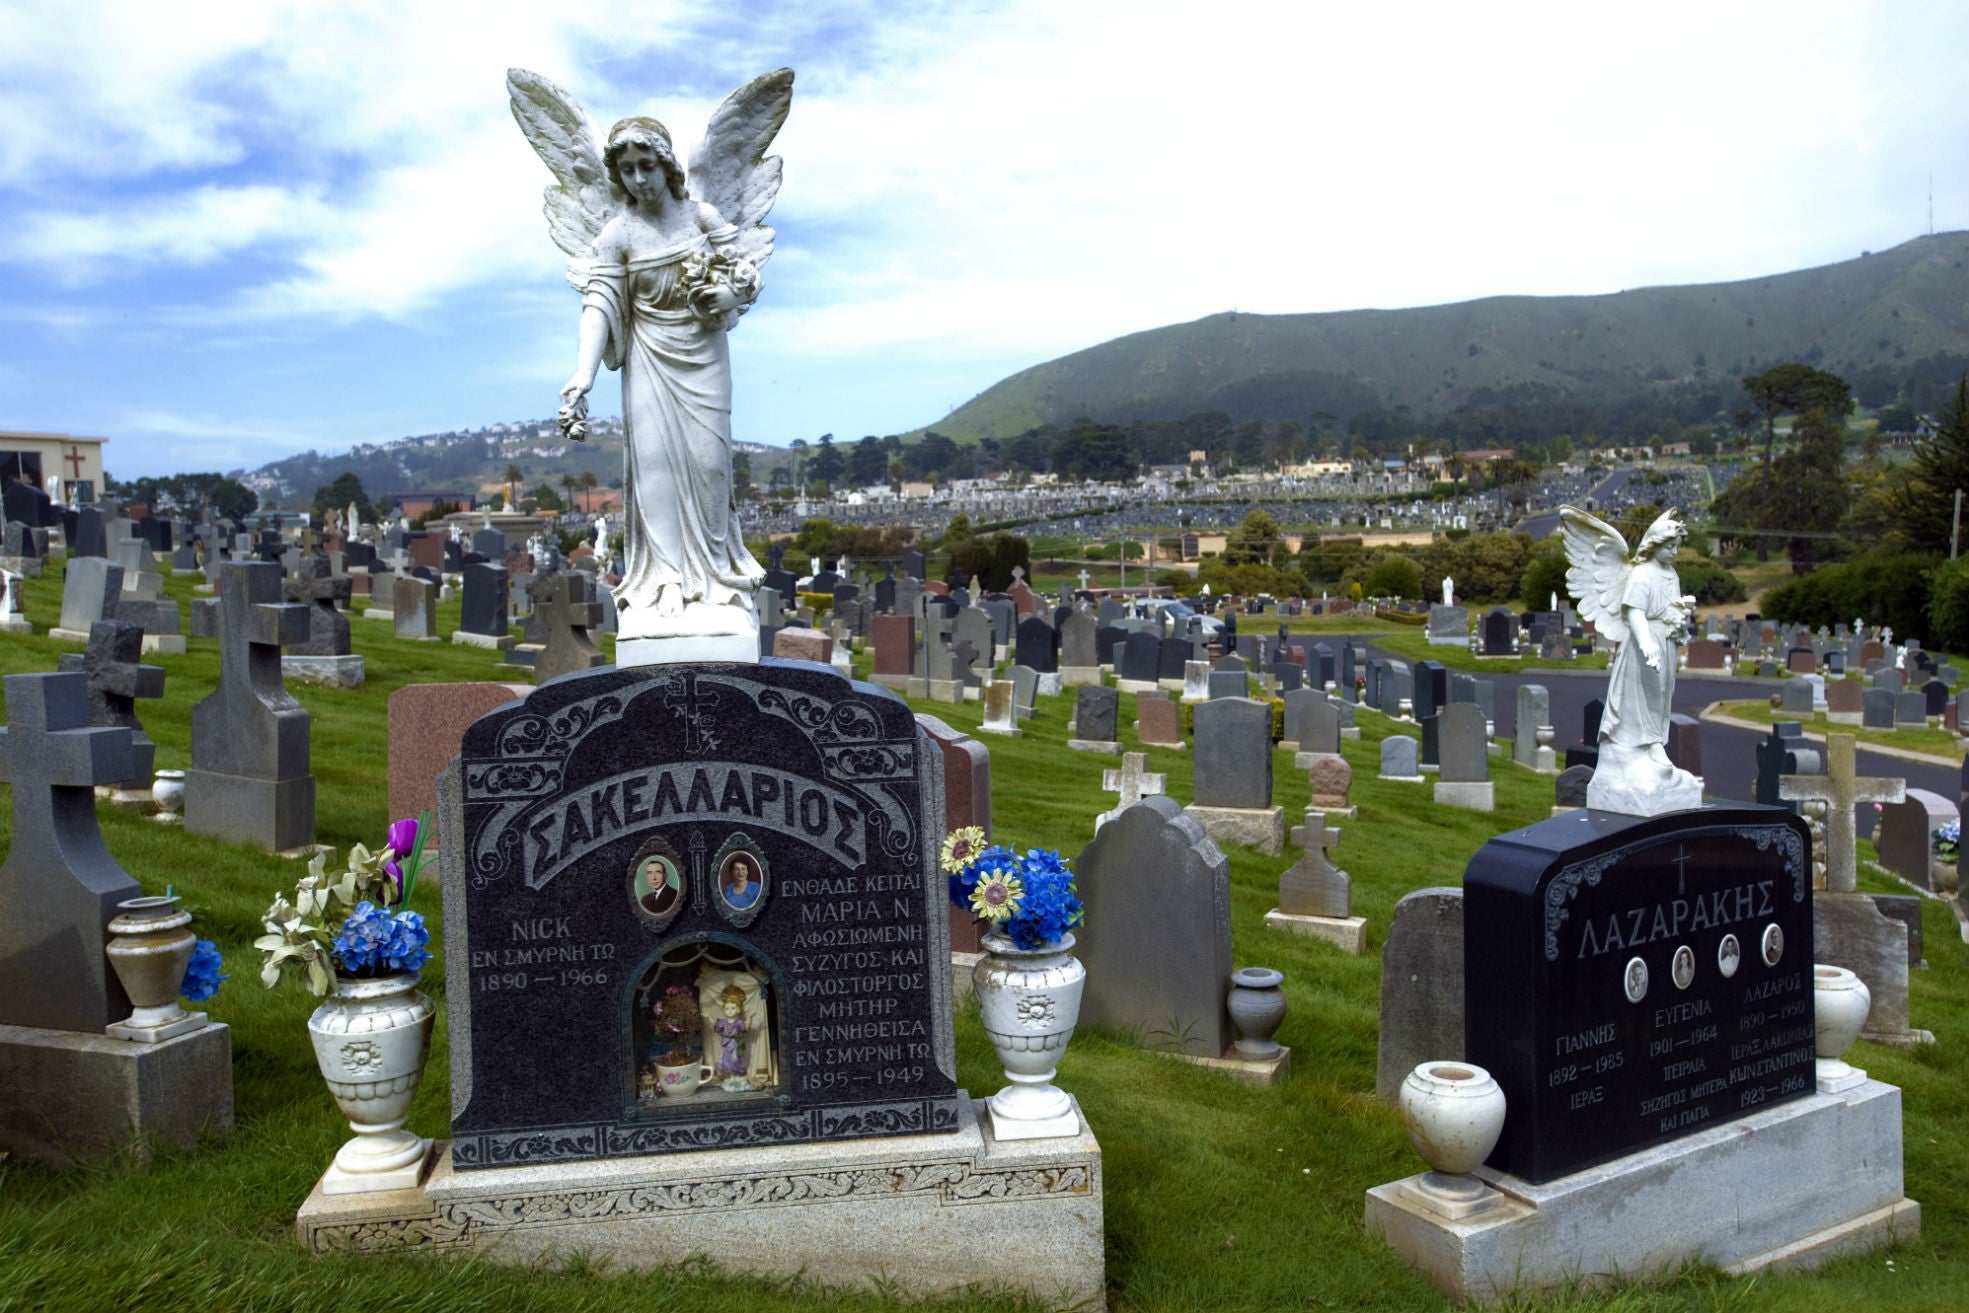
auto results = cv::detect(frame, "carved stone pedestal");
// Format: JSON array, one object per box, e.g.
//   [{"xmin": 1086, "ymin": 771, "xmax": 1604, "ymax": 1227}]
[{"xmin": 297, "ymin": 1093, "xmax": 1104, "ymax": 1309}]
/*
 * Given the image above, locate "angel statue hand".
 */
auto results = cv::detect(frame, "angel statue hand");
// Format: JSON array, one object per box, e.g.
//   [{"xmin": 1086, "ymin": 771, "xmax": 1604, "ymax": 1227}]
[{"xmin": 558, "ymin": 377, "xmax": 590, "ymax": 443}]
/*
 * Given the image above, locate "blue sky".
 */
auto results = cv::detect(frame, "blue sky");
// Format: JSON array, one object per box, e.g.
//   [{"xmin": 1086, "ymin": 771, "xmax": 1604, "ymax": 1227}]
[{"xmin": 2, "ymin": 0, "xmax": 1964, "ymax": 481}]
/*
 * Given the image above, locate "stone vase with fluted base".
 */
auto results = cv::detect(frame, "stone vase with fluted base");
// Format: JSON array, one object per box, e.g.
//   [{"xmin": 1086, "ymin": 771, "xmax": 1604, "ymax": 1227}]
[
  {"xmin": 308, "ymin": 970, "xmax": 435, "ymax": 1194},
  {"xmin": 973, "ymin": 931, "xmax": 1085, "ymax": 1141},
  {"xmin": 103, "ymin": 895, "xmax": 205, "ymax": 1042}
]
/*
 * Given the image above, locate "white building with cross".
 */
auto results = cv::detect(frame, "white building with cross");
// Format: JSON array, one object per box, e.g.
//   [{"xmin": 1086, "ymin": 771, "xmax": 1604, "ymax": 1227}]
[{"xmin": 0, "ymin": 430, "xmax": 107, "ymax": 503}]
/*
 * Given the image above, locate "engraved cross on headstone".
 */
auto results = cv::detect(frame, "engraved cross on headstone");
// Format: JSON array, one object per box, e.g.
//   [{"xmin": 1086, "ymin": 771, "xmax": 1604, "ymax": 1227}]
[
  {"xmin": 0, "ymin": 671, "xmax": 142, "ymax": 1029},
  {"xmin": 1780, "ymin": 733, "xmax": 1904, "ymax": 894},
  {"xmin": 663, "ymin": 672, "xmax": 723, "ymax": 755}
]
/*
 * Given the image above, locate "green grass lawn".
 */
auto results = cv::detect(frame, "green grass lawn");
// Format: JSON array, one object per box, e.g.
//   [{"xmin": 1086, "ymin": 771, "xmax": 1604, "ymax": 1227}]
[
  {"xmin": 1711, "ymin": 698, "xmax": 1963, "ymax": 761},
  {"xmin": 1, "ymin": 566, "xmax": 1964, "ymax": 1312}
]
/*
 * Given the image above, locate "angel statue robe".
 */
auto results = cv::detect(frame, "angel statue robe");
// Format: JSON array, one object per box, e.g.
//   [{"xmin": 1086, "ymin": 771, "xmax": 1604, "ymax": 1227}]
[
  {"xmin": 1599, "ymin": 559, "xmax": 1681, "ymax": 754},
  {"xmin": 571, "ymin": 228, "xmax": 764, "ymax": 633}
]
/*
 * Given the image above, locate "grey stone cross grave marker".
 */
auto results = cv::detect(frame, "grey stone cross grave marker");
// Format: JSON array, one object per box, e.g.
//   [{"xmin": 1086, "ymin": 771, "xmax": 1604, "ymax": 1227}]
[
  {"xmin": 1096, "ymin": 751, "xmax": 1166, "ymax": 831},
  {"xmin": 0, "ymin": 672, "xmax": 142, "ymax": 1029},
  {"xmin": 533, "ymin": 570, "xmax": 606, "ymax": 684},
  {"xmin": 186, "ymin": 561, "xmax": 314, "ymax": 852},
  {"xmin": 1277, "ymin": 810, "xmax": 1349, "ymax": 919},
  {"xmin": 1779, "ymin": 733, "xmax": 1904, "ymax": 894},
  {"xmin": 55, "ymin": 619, "xmax": 163, "ymax": 792}
]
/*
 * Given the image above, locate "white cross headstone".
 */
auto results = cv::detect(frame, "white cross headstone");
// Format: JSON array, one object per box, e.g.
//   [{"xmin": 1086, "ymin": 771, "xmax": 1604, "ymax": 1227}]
[
  {"xmin": 1778, "ymin": 734, "xmax": 1904, "ymax": 893},
  {"xmin": 1096, "ymin": 752, "xmax": 1165, "ymax": 832},
  {"xmin": 1077, "ymin": 569, "xmax": 1091, "ymax": 591}
]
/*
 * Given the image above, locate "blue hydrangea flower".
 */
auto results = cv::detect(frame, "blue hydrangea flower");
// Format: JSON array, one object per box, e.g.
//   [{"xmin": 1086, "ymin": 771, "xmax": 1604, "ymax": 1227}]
[
  {"xmin": 334, "ymin": 902, "xmax": 430, "ymax": 975},
  {"xmin": 1004, "ymin": 849, "xmax": 1084, "ymax": 950},
  {"xmin": 180, "ymin": 939, "xmax": 228, "ymax": 1002},
  {"xmin": 947, "ymin": 843, "xmax": 1019, "ymax": 913}
]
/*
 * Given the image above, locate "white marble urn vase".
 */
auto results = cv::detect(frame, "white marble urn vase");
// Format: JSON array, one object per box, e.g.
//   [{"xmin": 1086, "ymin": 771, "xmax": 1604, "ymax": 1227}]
[
  {"xmin": 1813, "ymin": 963, "xmax": 1872, "ymax": 1093},
  {"xmin": 1396, "ymin": 1061, "xmax": 1508, "ymax": 1219},
  {"xmin": 104, "ymin": 894, "xmax": 205, "ymax": 1042},
  {"xmin": 973, "ymin": 932, "xmax": 1085, "ymax": 1141},
  {"xmin": 308, "ymin": 970, "xmax": 436, "ymax": 1194},
  {"xmin": 150, "ymin": 769, "xmax": 186, "ymax": 822}
]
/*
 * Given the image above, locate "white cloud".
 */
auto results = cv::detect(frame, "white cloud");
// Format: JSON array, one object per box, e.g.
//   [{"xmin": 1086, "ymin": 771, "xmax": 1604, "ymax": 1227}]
[{"xmin": 2, "ymin": 0, "xmax": 1964, "ymax": 470}]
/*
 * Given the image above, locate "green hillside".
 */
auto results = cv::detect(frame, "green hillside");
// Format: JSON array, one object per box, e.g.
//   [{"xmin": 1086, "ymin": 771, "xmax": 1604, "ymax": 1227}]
[{"xmin": 922, "ymin": 232, "xmax": 1969, "ymax": 442}]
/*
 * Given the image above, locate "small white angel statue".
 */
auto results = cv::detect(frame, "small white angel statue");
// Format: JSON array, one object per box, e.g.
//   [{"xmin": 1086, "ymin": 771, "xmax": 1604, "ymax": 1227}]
[
  {"xmin": 1560, "ymin": 506, "xmax": 1704, "ymax": 816},
  {"xmin": 509, "ymin": 67, "xmax": 790, "ymax": 665}
]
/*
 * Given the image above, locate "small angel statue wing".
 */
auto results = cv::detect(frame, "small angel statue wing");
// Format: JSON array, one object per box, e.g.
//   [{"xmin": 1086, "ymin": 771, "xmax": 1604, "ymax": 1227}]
[
  {"xmin": 507, "ymin": 68, "xmax": 616, "ymax": 257},
  {"xmin": 1559, "ymin": 506, "xmax": 1632, "ymax": 647},
  {"xmin": 687, "ymin": 68, "xmax": 794, "ymax": 270}
]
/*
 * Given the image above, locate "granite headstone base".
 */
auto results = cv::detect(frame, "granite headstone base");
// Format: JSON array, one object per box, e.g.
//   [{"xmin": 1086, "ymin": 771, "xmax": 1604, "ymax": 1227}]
[
  {"xmin": 1146, "ymin": 1045, "xmax": 1290, "ymax": 1088},
  {"xmin": 1183, "ymin": 804, "xmax": 1284, "ymax": 856},
  {"xmin": 297, "ymin": 1094, "xmax": 1103, "ymax": 1308},
  {"xmin": 0, "ymin": 1021, "xmax": 233, "ymax": 1167},
  {"xmin": 451, "ymin": 629, "xmax": 515, "ymax": 651},
  {"xmin": 1060, "ymin": 665, "xmax": 1102, "ymax": 687},
  {"xmin": 1263, "ymin": 908, "xmax": 1367, "ymax": 953},
  {"xmin": 184, "ymin": 769, "xmax": 314, "ymax": 853},
  {"xmin": 1366, "ymin": 1081, "xmax": 1917, "ymax": 1305},
  {"xmin": 1067, "ymin": 738, "xmax": 1124, "ymax": 755},
  {"xmin": 1432, "ymin": 781, "xmax": 1494, "ymax": 812},
  {"xmin": 282, "ymin": 654, "xmax": 366, "ymax": 690}
]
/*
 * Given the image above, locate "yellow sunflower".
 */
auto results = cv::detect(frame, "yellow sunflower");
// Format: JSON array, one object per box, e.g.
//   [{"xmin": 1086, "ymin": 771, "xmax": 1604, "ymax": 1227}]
[
  {"xmin": 970, "ymin": 869, "xmax": 1024, "ymax": 923},
  {"xmin": 940, "ymin": 826, "xmax": 987, "ymax": 875}
]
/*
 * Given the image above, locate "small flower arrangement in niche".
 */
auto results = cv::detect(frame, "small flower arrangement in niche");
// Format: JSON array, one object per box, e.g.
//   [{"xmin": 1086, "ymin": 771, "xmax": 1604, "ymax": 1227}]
[
  {"xmin": 942, "ymin": 826, "xmax": 1085, "ymax": 951},
  {"xmin": 1934, "ymin": 818, "xmax": 1959, "ymax": 863},
  {"xmin": 256, "ymin": 815, "xmax": 434, "ymax": 995},
  {"xmin": 652, "ymin": 984, "xmax": 702, "ymax": 1063}
]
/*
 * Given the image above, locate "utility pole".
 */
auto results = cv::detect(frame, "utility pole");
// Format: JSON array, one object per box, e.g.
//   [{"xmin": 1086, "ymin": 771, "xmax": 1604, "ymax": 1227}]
[{"xmin": 1953, "ymin": 488, "xmax": 1962, "ymax": 560}]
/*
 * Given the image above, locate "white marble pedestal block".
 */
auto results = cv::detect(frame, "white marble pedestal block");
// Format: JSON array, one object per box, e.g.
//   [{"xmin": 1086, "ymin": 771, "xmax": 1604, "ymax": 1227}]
[
  {"xmin": 1151, "ymin": 1044, "xmax": 1291, "ymax": 1088},
  {"xmin": 1366, "ymin": 1080, "xmax": 1917, "ymax": 1304},
  {"xmin": 1264, "ymin": 908, "xmax": 1368, "ymax": 954},
  {"xmin": 298, "ymin": 1093, "xmax": 1104, "ymax": 1309},
  {"xmin": 282, "ymin": 654, "xmax": 367, "ymax": 689},
  {"xmin": 0, "ymin": 1021, "xmax": 234, "ymax": 1167},
  {"xmin": 450, "ymin": 630, "xmax": 515, "ymax": 651},
  {"xmin": 1184, "ymin": 804, "xmax": 1285, "ymax": 856}
]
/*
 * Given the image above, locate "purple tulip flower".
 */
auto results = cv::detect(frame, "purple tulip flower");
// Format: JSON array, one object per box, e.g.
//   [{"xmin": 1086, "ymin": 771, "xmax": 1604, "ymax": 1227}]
[{"xmin": 386, "ymin": 816, "xmax": 420, "ymax": 857}]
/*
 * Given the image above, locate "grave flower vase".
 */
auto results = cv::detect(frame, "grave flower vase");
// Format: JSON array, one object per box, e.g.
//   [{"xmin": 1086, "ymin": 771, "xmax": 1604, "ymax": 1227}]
[
  {"xmin": 973, "ymin": 931, "xmax": 1084, "ymax": 1141},
  {"xmin": 1396, "ymin": 1061, "xmax": 1507, "ymax": 1219},
  {"xmin": 308, "ymin": 970, "xmax": 436, "ymax": 1194},
  {"xmin": 1813, "ymin": 963, "xmax": 1871, "ymax": 1093},
  {"xmin": 103, "ymin": 894, "xmax": 204, "ymax": 1042}
]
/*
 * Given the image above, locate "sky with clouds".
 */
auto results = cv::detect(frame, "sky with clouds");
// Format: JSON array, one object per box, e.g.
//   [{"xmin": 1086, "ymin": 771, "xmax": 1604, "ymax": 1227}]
[{"xmin": 2, "ymin": 0, "xmax": 1964, "ymax": 481}]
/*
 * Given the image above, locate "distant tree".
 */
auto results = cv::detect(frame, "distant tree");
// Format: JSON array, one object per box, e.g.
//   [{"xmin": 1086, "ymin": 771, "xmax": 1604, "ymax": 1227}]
[
  {"xmin": 1741, "ymin": 363, "xmax": 1851, "ymax": 558},
  {"xmin": 503, "ymin": 463, "xmax": 523, "ymax": 507},
  {"xmin": 208, "ymin": 476, "xmax": 259, "ymax": 521},
  {"xmin": 312, "ymin": 472, "xmax": 374, "ymax": 526},
  {"xmin": 849, "ymin": 436, "xmax": 887, "ymax": 487},
  {"xmin": 1362, "ymin": 553, "xmax": 1422, "ymax": 601},
  {"xmin": 1223, "ymin": 510, "xmax": 1283, "ymax": 565},
  {"xmin": 808, "ymin": 434, "xmax": 846, "ymax": 486},
  {"xmin": 578, "ymin": 470, "xmax": 598, "ymax": 511},
  {"xmin": 906, "ymin": 433, "xmax": 959, "ymax": 482},
  {"xmin": 1881, "ymin": 373, "xmax": 1969, "ymax": 555},
  {"xmin": 1050, "ymin": 418, "xmax": 1133, "ymax": 483},
  {"xmin": 530, "ymin": 482, "xmax": 563, "ymax": 511}
]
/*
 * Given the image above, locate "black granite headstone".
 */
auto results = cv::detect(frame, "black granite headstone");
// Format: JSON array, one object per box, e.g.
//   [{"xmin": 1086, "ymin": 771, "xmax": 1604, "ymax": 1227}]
[
  {"xmin": 1464, "ymin": 804, "xmax": 1815, "ymax": 1184},
  {"xmin": 443, "ymin": 660, "xmax": 958, "ymax": 1168},
  {"xmin": 1564, "ymin": 698, "xmax": 1605, "ymax": 771},
  {"xmin": 460, "ymin": 562, "xmax": 509, "ymax": 637},
  {"xmin": 1015, "ymin": 616, "xmax": 1058, "ymax": 673}
]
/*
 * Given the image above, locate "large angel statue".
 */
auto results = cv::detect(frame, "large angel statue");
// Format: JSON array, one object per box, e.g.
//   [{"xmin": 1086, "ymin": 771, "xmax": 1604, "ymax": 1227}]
[
  {"xmin": 508, "ymin": 67, "xmax": 791, "ymax": 665},
  {"xmin": 1559, "ymin": 506, "xmax": 1704, "ymax": 816}
]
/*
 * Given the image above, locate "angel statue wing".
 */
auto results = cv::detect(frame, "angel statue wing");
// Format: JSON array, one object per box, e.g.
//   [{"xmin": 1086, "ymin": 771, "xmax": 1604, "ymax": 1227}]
[
  {"xmin": 1559, "ymin": 506, "xmax": 1633, "ymax": 647},
  {"xmin": 507, "ymin": 68, "xmax": 615, "ymax": 257},
  {"xmin": 688, "ymin": 68, "xmax": 794, "ymax": 270}
]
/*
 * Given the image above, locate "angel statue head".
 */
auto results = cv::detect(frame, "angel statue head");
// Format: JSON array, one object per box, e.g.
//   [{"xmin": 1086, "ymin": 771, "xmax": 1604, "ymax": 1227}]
[
  {"xmin": 604, "ymin": 116, "xmax": 688, "ymax": 204},
  {"xmin": 1633, "ymin": 510, "xmax": 1685, "ymax": 564}
]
